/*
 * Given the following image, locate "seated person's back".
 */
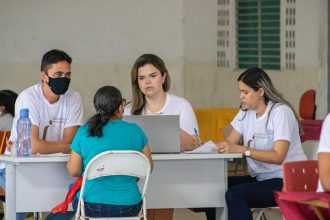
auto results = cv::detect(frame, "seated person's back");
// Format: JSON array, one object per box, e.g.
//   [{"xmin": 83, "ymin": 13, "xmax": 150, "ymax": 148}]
[{"xmin": 67, "ymin": 85, "xmax": 153, "ymax": 218}]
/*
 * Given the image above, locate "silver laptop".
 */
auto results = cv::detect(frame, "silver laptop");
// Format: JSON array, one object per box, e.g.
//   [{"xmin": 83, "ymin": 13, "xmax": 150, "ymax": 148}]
[{"xmin": 123, "ymin": 115, "xmax": 181, "ymax": 153}]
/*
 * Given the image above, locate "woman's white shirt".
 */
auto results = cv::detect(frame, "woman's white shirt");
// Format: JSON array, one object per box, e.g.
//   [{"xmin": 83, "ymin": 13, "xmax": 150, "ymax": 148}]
[
  {"xmin": 124, "ymin": 93, "xmax": 198, "ymax": 135},
  {"xmin": 231, "ymin": 101, "xmax": 306, "ymax": 181},
  {"xmin": 316, "ymin": 113, "xmax": 330, "ymax": 192}
]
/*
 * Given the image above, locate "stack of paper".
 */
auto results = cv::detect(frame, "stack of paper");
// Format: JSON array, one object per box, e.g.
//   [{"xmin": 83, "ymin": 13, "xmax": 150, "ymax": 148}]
[{"xmin": 185, "ymin": 140, "xmax": 218, "ymax": 154}]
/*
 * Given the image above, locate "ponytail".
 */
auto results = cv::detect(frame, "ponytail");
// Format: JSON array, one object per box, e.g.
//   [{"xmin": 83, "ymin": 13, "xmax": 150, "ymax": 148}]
[{"xmin": 86, "ymin": 114, "xmax": 108, "ymax": 137}]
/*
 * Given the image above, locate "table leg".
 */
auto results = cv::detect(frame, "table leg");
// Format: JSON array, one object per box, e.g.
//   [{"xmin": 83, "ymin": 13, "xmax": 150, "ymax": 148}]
[{"xmin": 5, "ymin": 163, "xmax": 16, "ymax": 220}]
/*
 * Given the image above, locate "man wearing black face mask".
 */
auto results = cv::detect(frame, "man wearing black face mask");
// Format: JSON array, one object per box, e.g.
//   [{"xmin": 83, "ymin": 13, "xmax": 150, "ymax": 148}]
[
  {"xmin": 2, "ymin": 49, "xmax": 83, "ymax": 220},
  {"xmin": 7, "ymin": 49, "xmax": 83, "ymax": 155}
]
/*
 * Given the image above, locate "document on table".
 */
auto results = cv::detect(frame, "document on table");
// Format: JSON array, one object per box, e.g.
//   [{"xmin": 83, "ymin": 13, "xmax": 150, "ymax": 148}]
[{"xmin": 185, "ymin": 140, "xmax": 218, "ymax": 154}]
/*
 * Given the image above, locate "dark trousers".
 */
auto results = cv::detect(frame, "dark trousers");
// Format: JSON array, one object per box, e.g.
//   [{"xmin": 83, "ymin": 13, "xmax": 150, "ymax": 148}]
[
  {"xmin": 205, "ymin": 176, "xmax": 283, "ymax": 220},
  {"xmin": 226, "ymin": 176, "xmax": 283, "ymax": 220},
  {"xmin": 72, "ymin": 198, "xmax": 142, "ymax": 218}
]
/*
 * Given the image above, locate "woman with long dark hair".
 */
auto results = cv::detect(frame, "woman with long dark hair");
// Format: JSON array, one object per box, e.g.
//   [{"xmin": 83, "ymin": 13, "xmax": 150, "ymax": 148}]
[
  {"xmin": 215, "ymin": 67, "xmax": 306, "ymax": 220},
  {"xmin": 67, "ymin": 85, "xmax": 153, "ymax": 218}
]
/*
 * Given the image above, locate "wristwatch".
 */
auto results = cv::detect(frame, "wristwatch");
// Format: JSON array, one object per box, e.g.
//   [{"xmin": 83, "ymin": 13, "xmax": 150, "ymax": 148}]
[{"xmin": 244, "ymin": 146, "xmax": 251, "ymax": 157}]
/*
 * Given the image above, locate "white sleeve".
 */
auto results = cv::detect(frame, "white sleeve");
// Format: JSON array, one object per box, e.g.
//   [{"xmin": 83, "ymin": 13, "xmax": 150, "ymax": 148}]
[
  {"xmin": 231, "ymin": 110, "xmax": 245, "ymax": 135},
  {"xmin": 179, "ymin": 100, "xmax": 198, "ymax": 135},
  {"xmin": 64, "ymin": 92, "xmax": 84, "ymax": 128},
  {"xmin": 124, "ymin": 104, "xmax": 132, "ymax": 116},
  {"xmin": 10, "ymin": 91, "xmax": 41, "ymax": 141},
  {"xmin": 272, "ymin": 106, "xmax": 297, "ymax": 142},
  {"xmin": 318, "ymin": 114, "xmax": 330, "ymax": 153}
]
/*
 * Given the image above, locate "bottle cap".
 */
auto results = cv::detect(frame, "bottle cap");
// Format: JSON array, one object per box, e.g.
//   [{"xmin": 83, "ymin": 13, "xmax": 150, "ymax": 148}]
[{"xmin": 20, "ymin": 108, "xmax": 29, "ymax": 117}]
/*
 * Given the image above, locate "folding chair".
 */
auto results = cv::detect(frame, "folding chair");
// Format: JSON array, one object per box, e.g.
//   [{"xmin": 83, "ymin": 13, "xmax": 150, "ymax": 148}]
[
  {"xmin": 254, "ymin": 160, "xmax": 318, "ymax": 220},
  {"xmin": 301, "ymin": 140, "xmax": 319, "ymax": 160},
  {"xmin": 276, "ymin": 160, "xmax": 322, "ymax": 220},
  {"xmin": 299, "ymin": 89, "xmax": 316, "ymax": 120},
  {"xmin": 75, "ymin": 150, "xmax": 151, "ymax": 220},
  {"xmin": 282, "ymin": 160, "xmax": 318, "ymax": 192}
]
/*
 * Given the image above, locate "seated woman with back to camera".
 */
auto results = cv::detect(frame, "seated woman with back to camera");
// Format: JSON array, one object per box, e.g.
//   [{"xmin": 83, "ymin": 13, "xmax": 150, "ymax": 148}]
[{"xmin": 67, "ymin": 85, "xmax": 153, "ymax": 218}]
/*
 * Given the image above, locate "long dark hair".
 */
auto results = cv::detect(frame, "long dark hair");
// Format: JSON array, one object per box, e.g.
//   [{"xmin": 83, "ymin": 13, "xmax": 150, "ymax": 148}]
[
  {"xmin": 87, "ymin": 86, "xmax": 123, "ymax": 137},
  {"xmin": 238, "ymin": 67, "xmax": 301, "ymax": 133}
]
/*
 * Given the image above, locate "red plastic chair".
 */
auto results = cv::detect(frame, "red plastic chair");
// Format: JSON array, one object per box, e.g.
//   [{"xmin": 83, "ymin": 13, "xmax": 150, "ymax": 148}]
[
  {"xmin": 300, "ymin": 120, "xmax": 323, "ymax": 142},
  {"xmin": 275, "ymin": 160, "xmax": 329, "ymax": 220},
  {"xmin": 282, "ymin": 160, "xmax": 319, "ymax": 192},
  {"xmin": 299, "ymin": 89, "xmax": 316, "ymax": 120}
]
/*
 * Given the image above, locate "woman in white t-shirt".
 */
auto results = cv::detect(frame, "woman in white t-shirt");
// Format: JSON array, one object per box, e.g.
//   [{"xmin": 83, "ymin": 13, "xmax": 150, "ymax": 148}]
[
  {"xmin": 124, "ymin": 54, "xmax": 202, "ymax": 220},
  {"xmin": 215, "ymin": 67, "xmax": 306, "ymax": 220},
  {"xmin": 124, "ymin": 53, "xmax": 201, "ymax": 152},
  {"xmin": 317, "ymin": 114, "xmax": 330, "ymax": 192}
]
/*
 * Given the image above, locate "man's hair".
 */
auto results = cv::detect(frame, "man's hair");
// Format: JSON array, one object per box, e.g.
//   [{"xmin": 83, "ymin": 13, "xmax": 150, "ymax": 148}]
[{"xmin": 40, "ymin": 49, "xmax": 72, "ymax": 73}]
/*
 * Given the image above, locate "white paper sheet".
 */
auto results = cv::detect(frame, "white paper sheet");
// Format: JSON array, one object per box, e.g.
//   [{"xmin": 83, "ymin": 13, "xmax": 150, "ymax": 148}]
[{"xmin": 184, "ymin": 140, "xmax": 218, "ymax": 154}]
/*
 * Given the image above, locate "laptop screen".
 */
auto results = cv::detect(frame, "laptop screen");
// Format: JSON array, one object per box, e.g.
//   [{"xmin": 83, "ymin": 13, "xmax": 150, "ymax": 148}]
[{"xmin": 123, "ymin": 115, "xmax": 181, "ymax": 153}]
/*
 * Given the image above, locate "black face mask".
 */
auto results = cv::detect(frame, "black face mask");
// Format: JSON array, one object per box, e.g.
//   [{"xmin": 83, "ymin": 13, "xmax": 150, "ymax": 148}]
[{"xmin": 47, "ymin": 76, "xmax": 70, "ymax": 95}]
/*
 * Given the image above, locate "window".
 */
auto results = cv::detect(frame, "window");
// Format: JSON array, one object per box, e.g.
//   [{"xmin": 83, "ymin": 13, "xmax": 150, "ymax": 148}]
[{"xmin": 237, "ymin": 0, "xmax": 280, "ymax": 70}]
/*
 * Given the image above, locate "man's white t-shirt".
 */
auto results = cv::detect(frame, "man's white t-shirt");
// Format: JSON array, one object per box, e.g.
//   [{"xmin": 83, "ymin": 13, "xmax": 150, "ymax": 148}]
[
  {"xmin": 124, "ymin": 93, "xmax": 198, "ymax": 135},
  {"xmin": 10, "ymin": 83, "xmax": 84, "ymax": 142},
  {"xmin": 231, "ymin": 101, "xmax": 306, "ymax": 181},
  {"xmin": 316, "ymin": 113, "xmax": 330, "ymax": 192}
]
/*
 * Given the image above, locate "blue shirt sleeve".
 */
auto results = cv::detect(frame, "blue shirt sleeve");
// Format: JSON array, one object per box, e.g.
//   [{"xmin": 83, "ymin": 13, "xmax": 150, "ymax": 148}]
[
  {"xmin": 133, "ymin": 124, "xmax": 148, "ymax": 151},
  {"xmin": 70, "ymin": 126, "xmax": 85, "ymax": 155}
]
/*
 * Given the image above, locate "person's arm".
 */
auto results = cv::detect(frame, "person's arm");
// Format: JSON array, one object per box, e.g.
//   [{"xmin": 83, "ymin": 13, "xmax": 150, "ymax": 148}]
[
  {"xmin": 177, "ymin": 99, "xmax": 202, "ymax": 151},
  {"xmin": 31, "ymin": 125, "xmax": 79, "ymax": 154},
  {"xmin": 318, "ymin": 152, "xmax": 330, "ymax": 192},
  {"xmin": 67, "ymin": 150, "xmax": 83, "ymax": 177},
  {"xmin": 217, "ymin": 127, "xmax": 290, "ymax": 165},
  {"xmin": 180, "ymin": 129, "xmax": 201, "ymax": 151},
  {"xmin": 142, "ymin": 144, "xmax": 153, "ymax": 172}
]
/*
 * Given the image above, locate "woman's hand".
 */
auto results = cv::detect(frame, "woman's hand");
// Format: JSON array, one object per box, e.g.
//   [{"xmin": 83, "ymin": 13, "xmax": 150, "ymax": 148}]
[
  {"xmin": 216, "ymin": 141, "xmax": 245, "ymax": 154},
  {"xmin": 192, "ymin": 135, "xmax": 202, "ymax": 148},
  {"xmin": 180, "ymin": 129, "xmax": 202, "ymax": 151}
]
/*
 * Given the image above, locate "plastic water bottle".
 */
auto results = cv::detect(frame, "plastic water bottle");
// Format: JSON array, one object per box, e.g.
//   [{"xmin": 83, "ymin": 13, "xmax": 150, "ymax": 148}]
[{"xmin": 17, "ymin": 108, "xmax": 32, "ymax": 156}]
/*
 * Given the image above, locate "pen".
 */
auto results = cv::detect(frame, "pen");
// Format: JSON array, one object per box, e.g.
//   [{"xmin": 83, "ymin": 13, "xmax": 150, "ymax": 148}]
[{"xmin": 194, "ymin": 128, "xmax": 202, "ymax": 144}]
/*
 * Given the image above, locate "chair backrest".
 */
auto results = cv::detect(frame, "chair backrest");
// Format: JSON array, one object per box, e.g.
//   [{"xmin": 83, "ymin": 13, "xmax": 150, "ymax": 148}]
[
  {"xmin": 300, "ymin": 119, "xmax": 323, "ymax": 142},
  {"xmin": 282, "ymin": 160, "xmax": 319, "ymax": 192},
  {"xmin": 76, "ymin": 150, "xmax": 151, "ymax": 219},
  {"xmin": 301, "ymin": 140, "xmax": 319, "ymax": 160},
  {"xmin": 299, "ymin": 89, "xmax": 316, "ymax": 120},
  {"xmin": 0, "ymin": 131, "xmax": 11, "ymax": 154}
]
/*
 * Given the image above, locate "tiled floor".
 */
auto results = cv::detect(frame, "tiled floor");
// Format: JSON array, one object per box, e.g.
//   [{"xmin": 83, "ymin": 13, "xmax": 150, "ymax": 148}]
[
  {"xmin": 22, "ymin": 208, "xmax": 283, "ymax": 220},
  {"xmin": 173, "ymin": 208, "xmax": 283, "ymax": 220}
]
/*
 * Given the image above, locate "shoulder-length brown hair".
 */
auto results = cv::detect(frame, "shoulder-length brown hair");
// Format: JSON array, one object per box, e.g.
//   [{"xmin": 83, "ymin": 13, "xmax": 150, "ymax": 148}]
[{"xmin": 130, "ymin": 54, "xmax": 171, "ymax": 115}]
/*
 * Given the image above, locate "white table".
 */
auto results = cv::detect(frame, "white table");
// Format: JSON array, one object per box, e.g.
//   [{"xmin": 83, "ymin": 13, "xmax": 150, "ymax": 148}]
[{"xmin": 0, "ymin": 153, "xmax": 241, "ymax": 220}]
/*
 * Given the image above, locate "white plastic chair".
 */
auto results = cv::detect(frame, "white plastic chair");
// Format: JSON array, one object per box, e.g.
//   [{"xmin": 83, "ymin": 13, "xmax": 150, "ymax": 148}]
[
  {"xmin": 75, "ymin": 150, "xmax": 151, "ymax": 220},
  {"xmin": 301, "ymin": 140, "xmax": 319, "ymax": 160}
]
